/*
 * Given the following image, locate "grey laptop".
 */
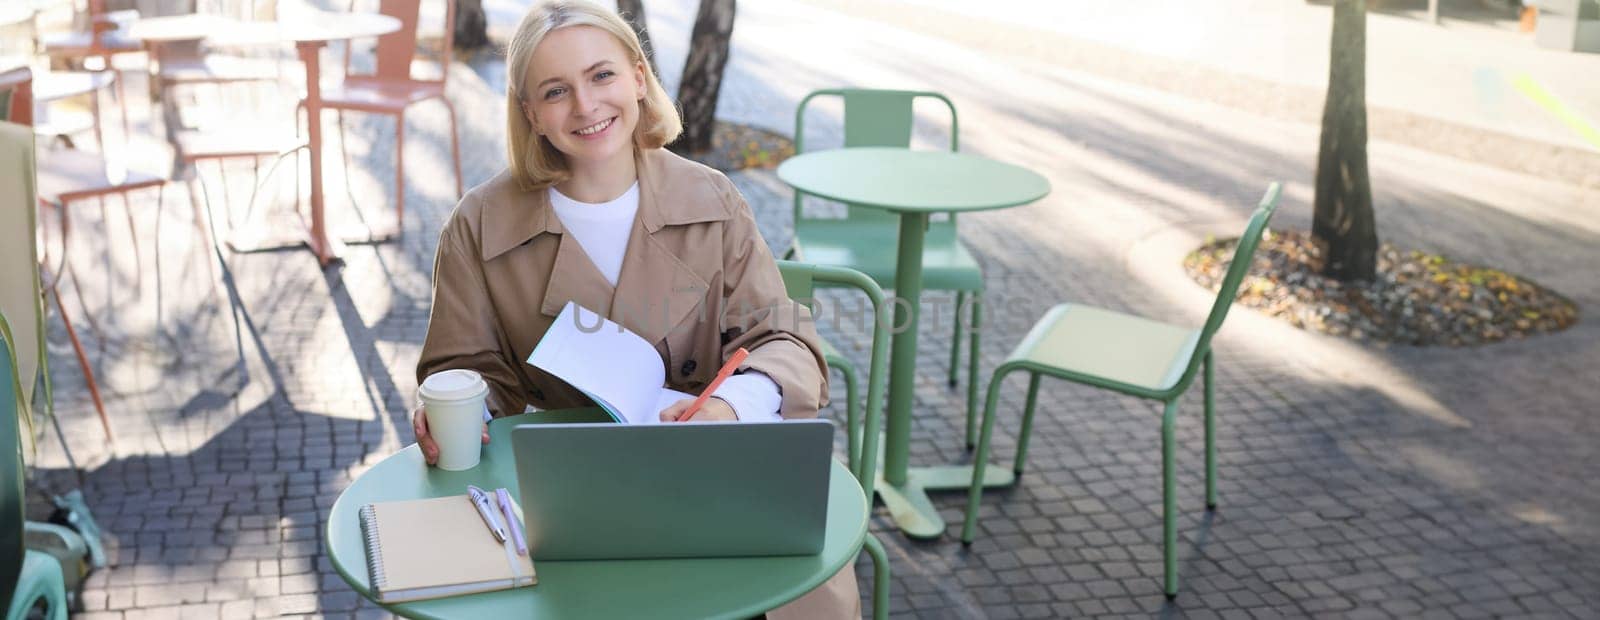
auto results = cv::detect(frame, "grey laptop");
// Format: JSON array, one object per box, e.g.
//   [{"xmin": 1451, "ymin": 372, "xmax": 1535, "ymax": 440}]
[{"xmin": 510, "ymin": 419, "xmax": 834, "ymax": 560}]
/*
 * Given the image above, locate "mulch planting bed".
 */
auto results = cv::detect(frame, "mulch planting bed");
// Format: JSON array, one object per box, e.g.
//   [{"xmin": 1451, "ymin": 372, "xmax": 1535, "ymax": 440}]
[{"xmin": 1184, "ymin": 229, "xmax": 1579, "ymax": 346}]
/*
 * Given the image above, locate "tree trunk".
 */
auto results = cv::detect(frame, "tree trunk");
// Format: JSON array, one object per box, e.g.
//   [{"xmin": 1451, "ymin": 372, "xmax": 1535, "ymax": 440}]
[
  {"xmin": 616, "ymin": 0, "xmax": 656, "ymax": 76},
  {"xmin": 673, "ymin": 0, "xmax": 736, "ymax": 154},
  {"xmin": 1312, "ymin": 0, "xmax": 1378, "ymax": 282},
  {"xmin": 455, "ymin": 0, "xmax": 489, "ymax": 51}
]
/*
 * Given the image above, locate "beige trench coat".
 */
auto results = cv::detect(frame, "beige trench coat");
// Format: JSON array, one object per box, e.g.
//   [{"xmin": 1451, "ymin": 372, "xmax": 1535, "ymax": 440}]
[{"xmin": 417, "ymin": 147, "xmax": 859, "ymax": 619}]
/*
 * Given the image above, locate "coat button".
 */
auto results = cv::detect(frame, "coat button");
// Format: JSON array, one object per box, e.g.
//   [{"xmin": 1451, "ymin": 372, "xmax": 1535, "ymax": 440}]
[{"xmin": 680, "ymin": 359, "xmax": 697, "ymax": 376}]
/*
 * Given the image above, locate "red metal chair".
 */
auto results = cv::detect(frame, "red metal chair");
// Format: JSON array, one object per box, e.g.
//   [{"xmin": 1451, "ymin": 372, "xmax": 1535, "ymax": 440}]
[{"xmin": 312, "ymin": 0, "xmax": 462, "ymax": 232}]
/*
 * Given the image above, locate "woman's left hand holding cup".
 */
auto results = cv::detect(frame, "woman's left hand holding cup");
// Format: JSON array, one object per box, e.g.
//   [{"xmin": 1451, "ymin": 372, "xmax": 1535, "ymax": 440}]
[
  {"xmin": 412, "ymin": 403, "xmax": 489, "ymax": 467},
  {"xmin": 416, "ymin": 369, "xmax": 493, "ymax": 470}
]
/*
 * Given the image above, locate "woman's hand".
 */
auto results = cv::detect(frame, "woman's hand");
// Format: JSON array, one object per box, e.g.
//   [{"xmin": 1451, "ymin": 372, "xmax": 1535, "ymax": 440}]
[
  {"xmin": 659, "ymin": 397, "xmax": 738, "ymax": 422},
  {"xmin": 412, "ymin": 404, "xmax": 491, "ymax": 467}
]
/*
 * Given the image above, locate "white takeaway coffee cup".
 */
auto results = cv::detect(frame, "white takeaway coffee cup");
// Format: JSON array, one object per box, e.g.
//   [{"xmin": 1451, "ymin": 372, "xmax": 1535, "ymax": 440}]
[{"xmin": 418, "ymin": 369, "xmax": 490, "ymax": 471}]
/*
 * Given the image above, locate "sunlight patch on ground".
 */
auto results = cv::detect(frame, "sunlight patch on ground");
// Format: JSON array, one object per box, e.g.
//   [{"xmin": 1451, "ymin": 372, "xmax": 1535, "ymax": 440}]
[
  {"xmin": 1125, "ymin": 223, "xmax": 1474, "ymax": 431},
  {"xmin": 1397, "ymin": 441, "xmax": 1484, "ymax": 491}
]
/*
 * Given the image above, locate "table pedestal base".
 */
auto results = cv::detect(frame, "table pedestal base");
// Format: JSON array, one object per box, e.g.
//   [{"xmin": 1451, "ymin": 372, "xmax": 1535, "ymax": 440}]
[{"xmin": 877, "ymin": 465, "xmax": 1014, "ymax": 540}]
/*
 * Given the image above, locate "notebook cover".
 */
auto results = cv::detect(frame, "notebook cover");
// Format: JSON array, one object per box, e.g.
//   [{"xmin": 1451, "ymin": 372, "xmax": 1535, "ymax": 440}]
[{"xmin": 360, "ymin": 495, "xmax": 536, "ymax": 602}]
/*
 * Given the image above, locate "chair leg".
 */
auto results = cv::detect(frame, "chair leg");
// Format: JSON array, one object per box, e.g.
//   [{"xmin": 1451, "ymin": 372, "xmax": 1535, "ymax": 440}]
[
  {"xmin": 183, "ymin": 172, "xmax": 203, "ymax": 231},
  {"xmin": 50, "ymin": 284, "xmax": 112, "ymax": 442},
  {"xmin": 961, "ymin": 365, "xmax": 1018, "ymax": 544},
  {"xmin": 949, "ymin": 291, "xmax": 965, "ymax": 388},
  {"xmin": 1162, "ymin": 398, "xmax": 1179, "ymax": 599},
  {"xmin": 967, "ymin": 295, "xmax": 981, "ymax": 447},
  {"xmin": 442, "ymin": 97, "xmax": 463, "ymax": 199},
  {"xmin": 394, "ymin": 112, "xmax": 405, "ymax": 230},
  {"xmin": 1012, "ymin": 373, "xmax": 1041, "ymax": 478},
  {"xmin": 216, "ymin": 160, "xmax": 234, "ymax": 225},
  {"xmin": 196, "ymin": 170, "xmax": 251, "ymax": 392},
  {"xmin": 119, "ymin": 193, "xmax": 141, "ymax": 294},
  {"xmin": 152, "ymin": 185, "xmax": 166, "ymax": 331},
  {"xmin": 54, "ymin": 201, "xmax": 84, "ymax": 321},
  {"xmin": 335, "ymin": 108, "xmax": 356, "ymax": 219},
  {"xmin": 54, "ymin": 205, "xmax": 104, "ymax": 338},
  {"xmin": 89, "ymin": 83, "xmax": 105, "ymax": 154},
  {"xmin": 827, "ymin": 355, "xmax": 861, "ymax": 476},
  {"xmin": 863, "ymin": 534, "xmax": 891, "ymax": 620},
  {"xmin": 114, "ymin": 69, "xmax": 132, "ymax": 142},
  {"xmin": 99, "ymin": 198, "xmax": 112, "ymax": 325},
  {"xmin": 1204, "ymin": 349, "xmax": 1217, "ymax": 510},
  {"xmin": 296, "ymin": 142, "xmax": 304, "ymax": 220}
]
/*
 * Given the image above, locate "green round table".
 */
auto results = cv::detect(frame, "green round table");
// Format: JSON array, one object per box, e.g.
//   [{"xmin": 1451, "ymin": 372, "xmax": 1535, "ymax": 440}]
[
  {"xmin": 777, "ymin": 147, "xmax": 1051, "ymax": 539},
  {"xmin": 326, "ymin": 409, "xmax": 869, "ymax": 619}
]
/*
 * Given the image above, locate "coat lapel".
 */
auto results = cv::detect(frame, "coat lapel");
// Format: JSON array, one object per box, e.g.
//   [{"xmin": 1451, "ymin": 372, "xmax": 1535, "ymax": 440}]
[
  {"xmin": 490, "ymin": 187, "xmax": 615, "ymax": 320},
  {"xmin": 610, "ymin": 153, "xmax": 710, "ymax": 346},
  {"xmin": 538, "ymin": 233, "xmax": 618, "ymax": 319}
]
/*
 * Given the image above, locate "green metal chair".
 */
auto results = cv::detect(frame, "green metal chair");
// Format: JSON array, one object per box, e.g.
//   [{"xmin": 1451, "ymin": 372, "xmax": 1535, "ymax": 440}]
[
  {"xmin": 786, "ymin": 88, "xmax": 987, "ymax": 431},
  {"xmin": 775, "ymin": 260, "xmax": 890, "ymax": 620},
  {"xmin": 960, "ymin": 184, "xmax": 1282, "ymax": 599},
  {"xmin": 3, "ymin": 317, "xmax": 71, "ymax": 620}
]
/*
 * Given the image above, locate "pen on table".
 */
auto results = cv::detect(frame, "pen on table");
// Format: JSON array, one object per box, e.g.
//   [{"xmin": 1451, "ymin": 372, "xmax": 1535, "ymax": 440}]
[
  {"xmin": 467, "ymin": 485, "xmax": 508, "ymax": 543},
  {"xmin": 675, "ymin": 347, "xmax": 750, "ymax": 422},
  {"xmin": 496, "ymin": 487, "xmax": 527, "ymax": 555}
]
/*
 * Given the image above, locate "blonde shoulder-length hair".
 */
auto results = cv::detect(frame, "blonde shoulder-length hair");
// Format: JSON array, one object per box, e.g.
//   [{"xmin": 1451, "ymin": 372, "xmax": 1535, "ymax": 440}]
[{"xmin": 505, "ymin": 0, "xmax": 681, "ymax": 191}]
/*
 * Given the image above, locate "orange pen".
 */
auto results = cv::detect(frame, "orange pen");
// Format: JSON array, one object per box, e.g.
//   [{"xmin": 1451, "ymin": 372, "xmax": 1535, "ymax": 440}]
[{"xmin": 675, "ymin": 348, "xmax": 750, "ymax": 422}]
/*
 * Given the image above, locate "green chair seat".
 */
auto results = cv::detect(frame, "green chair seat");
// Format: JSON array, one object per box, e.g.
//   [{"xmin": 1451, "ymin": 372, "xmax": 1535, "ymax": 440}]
[
  {"xmin": 792, "ymin": 219, "xmax": 984, "ymax": 292},
  {"xmin": 1009, "ymin": 304, "xmax": 1200, "ymax": 395}
]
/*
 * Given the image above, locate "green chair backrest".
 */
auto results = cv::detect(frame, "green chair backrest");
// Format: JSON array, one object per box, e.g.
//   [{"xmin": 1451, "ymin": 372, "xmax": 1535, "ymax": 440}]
[
  {"xmin": 775, "ymin": 260, "xmax": 889, "ymax": 500},
  {"xmin": 1170, "ymin": 183, "xmax": 1282, "ymax": 395},
  {"xmin": 1, "ymin": 316, "xmax": 23, "ymax": 607},
  {"xmin": 792, "ymin": 88, "xmax": 960, "ymax": 232}
]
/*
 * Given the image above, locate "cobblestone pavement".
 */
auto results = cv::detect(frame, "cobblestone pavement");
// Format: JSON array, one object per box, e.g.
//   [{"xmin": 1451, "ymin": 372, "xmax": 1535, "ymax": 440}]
[{"xmin": 22, "ymin": 0, "xmax": 1600, "ymax": 618}]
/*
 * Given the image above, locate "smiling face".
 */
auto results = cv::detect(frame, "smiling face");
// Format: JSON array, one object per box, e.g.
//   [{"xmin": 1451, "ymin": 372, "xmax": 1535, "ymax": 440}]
[{"xmin": 521, "ymin": 25, "xmax": 648, "ymax": 175}]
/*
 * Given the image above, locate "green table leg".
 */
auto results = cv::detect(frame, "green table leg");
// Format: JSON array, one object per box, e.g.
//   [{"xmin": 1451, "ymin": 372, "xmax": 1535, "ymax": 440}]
[
  {"xmin": 878, "ymin": 213, "xmax": 1017, "ymax": 539},
  {"xmin": 883, "ymin": 212, "xmax": 926, "ymax": 488}
]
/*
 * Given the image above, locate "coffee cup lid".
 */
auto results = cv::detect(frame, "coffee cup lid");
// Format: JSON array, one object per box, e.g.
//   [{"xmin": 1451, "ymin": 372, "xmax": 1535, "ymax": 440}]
[{"xmin": 419, "ymin": 369, "xmax": 487, "ymax": 402}]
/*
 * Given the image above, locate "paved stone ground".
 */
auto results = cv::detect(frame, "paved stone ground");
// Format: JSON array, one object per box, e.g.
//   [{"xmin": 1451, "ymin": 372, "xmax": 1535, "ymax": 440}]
[{"xmin": 20, "ymin": 0, "xmax": 1600, "ymax": 618}]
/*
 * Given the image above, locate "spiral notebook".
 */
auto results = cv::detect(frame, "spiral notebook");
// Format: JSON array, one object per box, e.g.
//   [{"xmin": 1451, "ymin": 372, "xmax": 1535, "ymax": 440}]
[{"xmin": 358, "ymin": 495, "xmax": 537, "ymax": 603}]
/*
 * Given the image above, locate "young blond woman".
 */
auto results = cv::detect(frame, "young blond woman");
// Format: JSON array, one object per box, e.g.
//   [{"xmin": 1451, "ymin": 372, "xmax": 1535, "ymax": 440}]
[{"xmin": 412, "ymin": 1, "xmax": 857, "ymax": 616}]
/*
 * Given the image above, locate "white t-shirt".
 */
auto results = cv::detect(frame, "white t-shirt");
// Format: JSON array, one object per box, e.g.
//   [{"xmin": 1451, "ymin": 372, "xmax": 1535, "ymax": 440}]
[
  {"xmin": 549, "ymin": 183, "xmax": 638, "ymax": 286},
  {"xmin": 548, "ymin": 183, "xmax": 783, "ymax": 422}
]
